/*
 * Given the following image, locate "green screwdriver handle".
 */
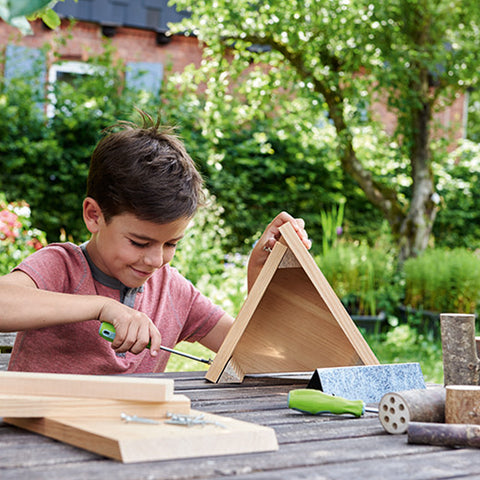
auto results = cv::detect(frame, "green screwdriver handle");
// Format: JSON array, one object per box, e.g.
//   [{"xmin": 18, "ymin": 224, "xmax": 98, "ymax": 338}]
[
  {"xmin": 288, "ymin": 388, "xmax": 365, "ymax": 417},
  {"xmin": 98, "ymin": 321, "xmax": 213, "ymax": 365}
]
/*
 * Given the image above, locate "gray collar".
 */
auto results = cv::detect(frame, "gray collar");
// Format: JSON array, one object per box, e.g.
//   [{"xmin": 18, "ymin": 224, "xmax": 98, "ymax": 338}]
[{"xmin": 80, "ymin": 242, "xmax": 143, "ymax": 307}]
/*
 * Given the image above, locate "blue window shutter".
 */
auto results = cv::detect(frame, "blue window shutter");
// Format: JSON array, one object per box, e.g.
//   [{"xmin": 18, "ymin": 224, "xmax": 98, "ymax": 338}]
[
  {"xmin": 4, "ymin": 45, "xmax": 46, "ymax": 112},
  {"xmin": 125, "ymin": 62, "xmax": 163, "ymax": 95}
]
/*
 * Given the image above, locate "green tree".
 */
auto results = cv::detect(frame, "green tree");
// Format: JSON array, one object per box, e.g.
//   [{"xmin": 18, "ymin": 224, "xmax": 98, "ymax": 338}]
[{"xmin": 171, "ymin": 0, "xmax": 480, "ymax": 261}]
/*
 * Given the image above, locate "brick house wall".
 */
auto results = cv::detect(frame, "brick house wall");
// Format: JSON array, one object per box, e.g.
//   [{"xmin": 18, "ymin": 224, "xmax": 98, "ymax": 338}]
[{"xmin": 0, "ymin": 18, "xmax": 202, "ymax": 78}]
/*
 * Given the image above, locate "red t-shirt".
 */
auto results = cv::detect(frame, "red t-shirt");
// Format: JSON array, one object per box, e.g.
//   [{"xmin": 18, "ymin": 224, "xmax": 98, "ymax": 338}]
[{"xmin": 8, "ymin": 242, "xmax": 224, "ymax": 374}]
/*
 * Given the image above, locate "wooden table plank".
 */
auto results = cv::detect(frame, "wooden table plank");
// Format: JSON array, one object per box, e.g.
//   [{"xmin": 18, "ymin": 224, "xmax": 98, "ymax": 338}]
[{"xmin": 0, "ymin": 371, "xmax": 477, "ymax": 479}]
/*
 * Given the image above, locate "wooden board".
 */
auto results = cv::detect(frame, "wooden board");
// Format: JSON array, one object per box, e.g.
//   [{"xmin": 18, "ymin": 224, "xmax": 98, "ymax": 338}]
[
  {"xmin": 5, "ymin": 409, "xmax": 278, "ymax": 463},
  {"xmin": 0, "ymin": 393, "xmax": 190, "ymax": 418},
  {"xmin": 206, "ymin": 222, "xmax": 379, "ymax": 383},
  {"xmin": 0, "ymin": 371, "xmax": 173, "ymax": 402}
]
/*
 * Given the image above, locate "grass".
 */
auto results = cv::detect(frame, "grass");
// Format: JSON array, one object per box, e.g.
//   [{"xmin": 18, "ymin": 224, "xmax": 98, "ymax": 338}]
[
  {"xmin": 365, "ymin": 328, "xmax": 444, "ymax": 384},
  {"xmin": 165, "ymin": 341, "xmax": 213, "ymax": 372}
]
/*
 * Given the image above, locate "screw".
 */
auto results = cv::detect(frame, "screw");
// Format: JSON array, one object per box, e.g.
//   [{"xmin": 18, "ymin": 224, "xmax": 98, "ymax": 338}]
[{"xmin": 120, "ymin": 413, "xmax": 160, "ymax": 425}]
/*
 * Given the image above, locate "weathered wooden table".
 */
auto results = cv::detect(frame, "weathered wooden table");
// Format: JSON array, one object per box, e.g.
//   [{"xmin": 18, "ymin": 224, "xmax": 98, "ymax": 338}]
[{"xmin": 1, "ymin": 371, "xmax": 479, "ymax": 479}]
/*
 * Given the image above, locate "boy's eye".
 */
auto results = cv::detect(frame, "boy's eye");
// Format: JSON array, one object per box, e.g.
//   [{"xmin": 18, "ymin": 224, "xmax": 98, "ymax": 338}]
[
  {"xmin": 129, "ymin": 239, "xmax": 148, "ymax": 248},
  {"xmin": 166, "ymin": 242, "xmax": 178, "ymax": 249}
]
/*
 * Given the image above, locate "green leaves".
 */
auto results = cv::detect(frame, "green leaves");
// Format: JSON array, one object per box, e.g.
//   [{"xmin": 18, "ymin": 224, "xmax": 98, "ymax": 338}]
[
  {"xmin": 0, "ymin": 0, "xmax": 62, "ymax": 35},
  {"xmin": 7, "ymin": 0, "xmax": 53, "ymax": 19}
]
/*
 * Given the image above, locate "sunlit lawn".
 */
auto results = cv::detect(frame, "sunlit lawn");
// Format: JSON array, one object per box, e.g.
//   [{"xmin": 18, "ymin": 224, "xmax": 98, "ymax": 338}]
[{"xmin": 165, "ymin": 341, "xmax": 213, "ymax": 372}]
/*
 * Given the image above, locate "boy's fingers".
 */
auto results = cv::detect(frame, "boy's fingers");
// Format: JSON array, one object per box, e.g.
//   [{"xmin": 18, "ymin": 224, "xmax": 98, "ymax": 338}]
[
  {"xmin": 265, "ymin": 213, "xmax": 311, "ymax": 250},
  {"xmin": 111, "ymin": 322, "xmax": 128, "ymax": 349},
  {"xmin": 129, "ymin": 324, "xmax": 151, "ymax": 355},
  {"xmin": 147, "ymin": 323, "xmax": 162, "ymax": 357}
]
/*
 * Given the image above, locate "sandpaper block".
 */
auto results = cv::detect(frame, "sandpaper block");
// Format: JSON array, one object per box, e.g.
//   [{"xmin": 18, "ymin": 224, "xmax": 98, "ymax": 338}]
[{"xmin": 307, "ymin": 363, "xmax": 425, "ymax": 403}]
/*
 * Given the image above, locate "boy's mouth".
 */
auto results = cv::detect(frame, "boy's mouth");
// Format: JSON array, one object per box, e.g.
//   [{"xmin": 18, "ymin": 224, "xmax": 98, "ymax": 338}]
[{"xmin": 130, "ymin": 266, "xmax": 154, "ymax": 278}]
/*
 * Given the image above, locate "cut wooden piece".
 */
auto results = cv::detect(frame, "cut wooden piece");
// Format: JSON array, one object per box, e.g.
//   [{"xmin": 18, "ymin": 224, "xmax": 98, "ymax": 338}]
[
  {"xmin": 218, "ymin": 357, "xmax": 245, "ymax": 383},
  {"xmin": 0, "ymin": 393, "xmax": 190, "ymax": 418},
  {"xmin": 206, "ymin": 222, "xmax": 379, "ymax": 383},
  {"xmin": 446, "ymin": 385, "xmax": 480, "ymax": 424},
  {"xmin": 0, "ymin": 371, "xmax": 173, "ymax": 402},
  {"xmin": 5, "ymin": 409, "xmax": 278, "ymax": 463},
  {"xmin": 440, "ymin": 313, "xmax": 480, "ymax": 385}
]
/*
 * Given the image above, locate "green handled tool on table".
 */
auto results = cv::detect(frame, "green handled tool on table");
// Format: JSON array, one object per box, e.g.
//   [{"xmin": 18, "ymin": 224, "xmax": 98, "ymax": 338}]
[
  {"xmin": 98, "ymin": 321, "xmax": 213, "ymax": 365},
  {"xmin": 288, "ymin": 388, "xmax": 378, "ymax": 417}
]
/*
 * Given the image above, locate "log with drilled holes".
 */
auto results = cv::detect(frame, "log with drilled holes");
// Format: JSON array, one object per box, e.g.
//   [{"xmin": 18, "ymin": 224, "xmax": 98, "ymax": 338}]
[{"xmin": 378, "ymin": 388, "xmax": 446, "ymax": 434}]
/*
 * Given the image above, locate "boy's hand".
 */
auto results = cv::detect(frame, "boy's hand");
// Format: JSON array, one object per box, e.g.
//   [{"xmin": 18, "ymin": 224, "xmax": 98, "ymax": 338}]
[
  {"xmin": 247, "ymin": 211, "xmax": 311, "ymax": 291},
  {"xmin": 98, "ymin": 298, "xmax": 161, "ymax": 356}
]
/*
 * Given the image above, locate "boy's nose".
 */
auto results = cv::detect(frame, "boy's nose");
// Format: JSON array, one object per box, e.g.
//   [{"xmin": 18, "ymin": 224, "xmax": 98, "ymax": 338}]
[{"xmin": 144, "ymin": 248, "xmax": 163, "ymax": 268}]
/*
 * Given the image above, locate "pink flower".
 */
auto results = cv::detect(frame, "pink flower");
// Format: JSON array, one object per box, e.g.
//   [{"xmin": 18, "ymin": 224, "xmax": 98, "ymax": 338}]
[
  {"xmin": 0, "ymin": 209, "xmax": 22, "ymax": 240},
  {"xmin": 26, "ymin": 238, "xmax": 44, "ymax": 251}
]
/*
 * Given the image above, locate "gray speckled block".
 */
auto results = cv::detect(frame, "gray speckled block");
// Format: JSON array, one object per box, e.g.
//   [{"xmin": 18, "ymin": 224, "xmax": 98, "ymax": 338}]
[{"xmin": 307, "ymin": 363, "xmax": 425, "ymax": 403}]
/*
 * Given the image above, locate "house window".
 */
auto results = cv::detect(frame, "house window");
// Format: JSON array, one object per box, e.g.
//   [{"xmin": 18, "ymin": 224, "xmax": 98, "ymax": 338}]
[{"xmin": 47, "ymin": 61, "xmax": 100, "ymax": 117}]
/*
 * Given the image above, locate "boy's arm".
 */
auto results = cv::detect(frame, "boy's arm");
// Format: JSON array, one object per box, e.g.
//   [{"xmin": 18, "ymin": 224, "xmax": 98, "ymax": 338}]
[
  {"xmin": 247, "ymin": 211, "xmax": 311, "ymax": 291},
  {"xmin": 0, "ymin": 271, "xmax": 162, "ymax": 356},
  {"xmin": 199, "ymin": 313, "xmax": 234, "ymax": 352}
]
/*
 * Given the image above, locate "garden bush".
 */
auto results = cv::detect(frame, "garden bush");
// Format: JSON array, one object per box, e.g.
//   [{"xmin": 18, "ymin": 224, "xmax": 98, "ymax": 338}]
[
  {"xmin": 171, "ymin": 192, "xmax": 248, "ymax": 318},
  {"xmin": 317, "ymin": 240, "xmax": 400, "ymax": 317},
  {"xmin": 403, "ymin": 247, "xmax": 480, "ymax": 314}
]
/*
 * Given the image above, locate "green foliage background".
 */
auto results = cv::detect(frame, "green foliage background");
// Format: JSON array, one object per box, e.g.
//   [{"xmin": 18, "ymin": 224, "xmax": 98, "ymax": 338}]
[
  {"xmin": 2, "ymin": 27, "xmax": 480, "ymax": 382},
  {"xmin": 2, "ymin": 35, "xmax": 480, "ymax": 254}
]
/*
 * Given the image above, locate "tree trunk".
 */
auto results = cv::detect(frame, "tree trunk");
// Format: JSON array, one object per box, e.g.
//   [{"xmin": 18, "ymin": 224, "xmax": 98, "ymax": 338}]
[
  {"xmin": 397, "ymin": 97, "xmax": 438, "ymax": 263},
  {"xmin": 327, "ymin": 91, "xmax": 437, "ymax": 264}
]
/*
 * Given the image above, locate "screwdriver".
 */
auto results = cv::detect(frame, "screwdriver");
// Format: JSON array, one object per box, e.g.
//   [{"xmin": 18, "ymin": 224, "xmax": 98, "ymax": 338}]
[
  {"xmin": 98, "ymin": 322, "xmax": 213, "ymax": 365},
  {"xmin": 288, "ymin": 388, "xmax": 379, "ymax": 417}
]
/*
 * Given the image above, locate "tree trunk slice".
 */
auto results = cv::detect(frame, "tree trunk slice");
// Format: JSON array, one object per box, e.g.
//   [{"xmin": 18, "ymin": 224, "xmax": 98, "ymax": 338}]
[{"xmin": 446, "ymin": 385, "xmax": 480, "ymax": 424}]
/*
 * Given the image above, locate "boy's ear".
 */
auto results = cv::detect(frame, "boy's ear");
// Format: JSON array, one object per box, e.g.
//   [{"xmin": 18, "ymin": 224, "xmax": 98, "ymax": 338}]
[{"xmin": 83, "ymin": 197, "xmax": 104, "ymax": 233}]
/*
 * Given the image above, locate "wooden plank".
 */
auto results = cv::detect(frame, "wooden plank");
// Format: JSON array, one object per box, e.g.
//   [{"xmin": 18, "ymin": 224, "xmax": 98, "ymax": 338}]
[
  {"xmin": 0, "ymin": 371, "xmax": 173, "ymax": 402},
  {"xmin": 206, "ymin": 222, "xmax": 378, "ymax": 383},
  {"xmin": 0, "ymin": 393, "xmax": 190, "ymax": 418},
  {"xmin": 5, "ymin": 409, "xmax": 278, "ymax": 463}
]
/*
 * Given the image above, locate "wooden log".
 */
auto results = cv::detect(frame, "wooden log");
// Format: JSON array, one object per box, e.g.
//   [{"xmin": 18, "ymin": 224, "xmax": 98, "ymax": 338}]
[
  {"xmin": 446, "ymin": 385, "xmax": 480, "ymax": 424},
  {"xmin": 378, "ymin": 388, "xmax": 445, "ymax": 434},
  {"xmin": 440, "ymin": 313, "xmax": 480, "ymax": 385},
  {"xmin": 407, "ymin": 421, "xmax": 480, "ymax": 448}
]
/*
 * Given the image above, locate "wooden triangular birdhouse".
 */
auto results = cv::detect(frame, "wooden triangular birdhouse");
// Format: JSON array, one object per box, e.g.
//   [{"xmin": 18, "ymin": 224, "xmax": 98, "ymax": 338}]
[{"xmin": 205, "ymin": 222, "xmax": 379, "ymax": 383}]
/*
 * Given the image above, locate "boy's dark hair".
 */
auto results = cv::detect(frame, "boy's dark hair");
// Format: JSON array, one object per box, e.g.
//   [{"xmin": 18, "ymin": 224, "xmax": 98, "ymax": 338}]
[{"xmin": 87, "ymin": 110, "xmax": 204, "ymax": 224}]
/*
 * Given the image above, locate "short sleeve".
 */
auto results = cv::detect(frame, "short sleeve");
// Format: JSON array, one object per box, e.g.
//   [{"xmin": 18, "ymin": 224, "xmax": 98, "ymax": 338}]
[{"xmin": 13, "ymin": 243, "xmax": 90, "ymax": 294}]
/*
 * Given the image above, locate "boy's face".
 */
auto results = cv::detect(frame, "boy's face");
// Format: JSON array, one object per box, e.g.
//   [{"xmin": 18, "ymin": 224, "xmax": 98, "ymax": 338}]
[{"xmin": 85, "ymin": 200, "xmax": 191, "ymax": 288}]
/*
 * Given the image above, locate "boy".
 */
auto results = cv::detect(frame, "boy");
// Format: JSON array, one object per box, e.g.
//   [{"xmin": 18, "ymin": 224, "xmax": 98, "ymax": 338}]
[{"xmin": 0, "ymin": 112, "xmax": 310, "ymax": 374}]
